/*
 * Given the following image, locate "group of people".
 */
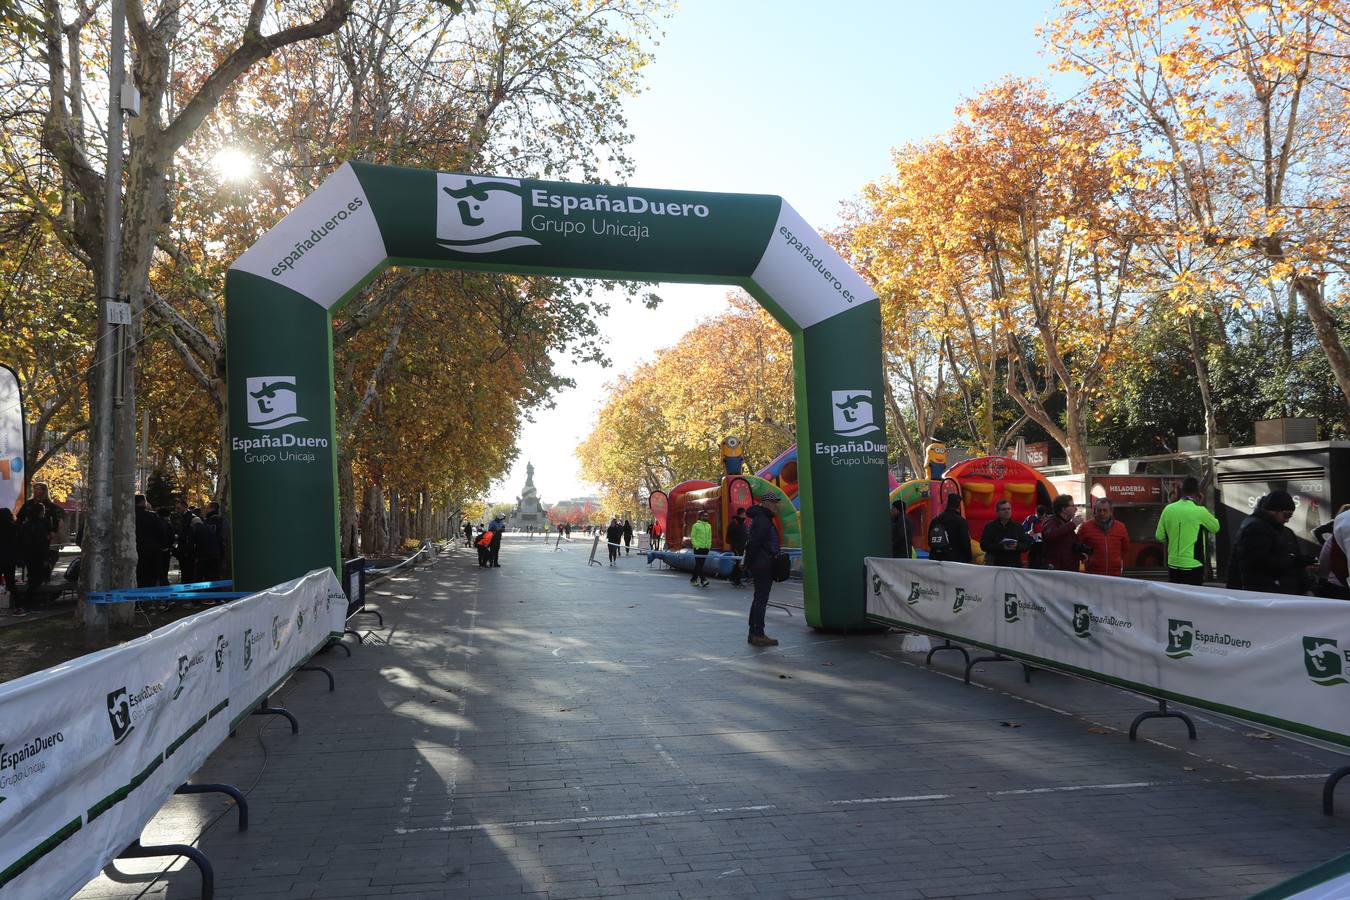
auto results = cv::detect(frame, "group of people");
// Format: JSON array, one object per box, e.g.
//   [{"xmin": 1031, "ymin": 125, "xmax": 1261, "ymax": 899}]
[
  {"xmin": 891, "ymin": 473, "xmax": 1344, "ymax": 598},
  {"xmin": 466, "ymin": 516, "xmax": 505, "ymax": 567},
  {"xmin": 603, "ymin": 518, "xmax": 635, "ymax": 564},
  {"xmin": 134, "ymin": 495, "xmax": 229, "ymax": 590}
]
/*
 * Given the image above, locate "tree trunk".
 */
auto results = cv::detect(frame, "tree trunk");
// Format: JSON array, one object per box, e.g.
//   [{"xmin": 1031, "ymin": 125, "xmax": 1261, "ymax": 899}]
[
  {"xmin": 388, "ymin": 489, "xmax": 402, "ymax": 550},
  {"xmin": 337, "ymin": 444, "xmax": 358, "ymax": 558},
  {"xmin": 1185, "ymin": 316, "xmax": 1219, "ymax": 494},
  {"xmin": 1294, "ymin": 276, "xmax": 1350, "ymax": 422}
]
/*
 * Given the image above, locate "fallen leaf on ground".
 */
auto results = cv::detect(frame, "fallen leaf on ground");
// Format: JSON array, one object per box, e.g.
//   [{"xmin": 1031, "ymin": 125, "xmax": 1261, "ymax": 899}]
[
  {"xmin": 821, "ymin": 661, "xmax": 834, "ymax": 667},
  {"xmin": 1087, "ymin": 726, "xmax": 1112, "ymax": 734},
  {"xmin": 1246, "ymin": 731, "xmax": 1275, "ymax": 740},
  {"xmin": 1183, "ymin": 767, "xmax": 1197, "ymax": 772},
  {"xmin": 778, "ymin": 674, "xmax": 792, "ymax": 679},
  {"xmin": 559, "ymin": 708, "xmax": 573, "ymax": 712},
  {"xmin": 1000, "ymin": 721, "xmax": 1023, "ymax": 728}
]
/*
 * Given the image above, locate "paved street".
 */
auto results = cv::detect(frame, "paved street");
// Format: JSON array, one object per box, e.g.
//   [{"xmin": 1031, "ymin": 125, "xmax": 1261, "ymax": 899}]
[{"xmin": 77, "ymin": 534, "xmax": 1350, "ymax": 899}]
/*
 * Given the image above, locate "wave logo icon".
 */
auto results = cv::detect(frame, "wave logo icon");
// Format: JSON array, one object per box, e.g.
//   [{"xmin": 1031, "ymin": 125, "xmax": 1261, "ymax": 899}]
[
  {"xmin": 246, "ymin": 376, "xmax": 306, "ymax": 431},
  {"xmin": 831, "ymin": 390, "xmax": 879, "ymax": 437},
  {"xmin": 436, "ymin": 174, "xmax": 541, "ymax": 254}
]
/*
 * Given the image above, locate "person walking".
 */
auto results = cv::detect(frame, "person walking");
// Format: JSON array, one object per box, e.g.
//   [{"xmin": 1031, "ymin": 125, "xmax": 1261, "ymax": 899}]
[
  {"xmin": 744, "ymin": 493, "xmax": 782, "ymax": 646},
  {"xmin": 1077, "ymin": 497, "xmax": 1130, "ymax": 577},
  {"xmin": 928, "ymin": 494, "xmax": 972, "ymax": 563},
  {"xmin": 689, "ymin": 510, "xmax": 712, "ymax": 587},
  {"xmin": 979, "ymin": 499, "xmax": 1032, "ymax": 567},
  {"xmin": 605, "ymin": 517, "xmax": 623, "ymax": 565},
  {"xmin": 1227, "ymin": 490, "xmax": 1312, "ymax": 595},
  {"xmin": 488, "ymin": 515, "xmax": 505, "ymax": 567},
  {"xmin": 726, "ymin": 507, "xmax": 748, "ymax": 587},
  {"xmin": 1156, "ymin": 476, "xmax": 1221, "ymax": 585},
  {"xmin": 622, "ymin": 518, "xmax": 633, "ymax": 556},
  {"xmin": 0, "ymin": 508, "xmax": 22, "ymax": 616},
  {"xmin": 891, "ymin": 498, "xmax": 913, "ymax": 560},
  {"xmin": 463, "ymin": 521, "xmax": 473, "ymax": 547}
]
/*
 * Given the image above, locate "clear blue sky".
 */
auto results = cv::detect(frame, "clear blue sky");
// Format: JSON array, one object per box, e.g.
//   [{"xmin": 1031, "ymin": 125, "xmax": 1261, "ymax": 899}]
[{"xmin": 493, "ymin": 0, "xmax": 1071, "ymax": 505}]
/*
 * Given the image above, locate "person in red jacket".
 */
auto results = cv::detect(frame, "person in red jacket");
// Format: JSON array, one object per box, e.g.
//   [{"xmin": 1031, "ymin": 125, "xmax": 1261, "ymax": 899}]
[
  {"xmin": 1041, "ymin": 494, "xmax": 1084, "ymax": 573},
  {"xmin": 1077, "ymin": 497, "xmax": 1130, "ymax": 577}
]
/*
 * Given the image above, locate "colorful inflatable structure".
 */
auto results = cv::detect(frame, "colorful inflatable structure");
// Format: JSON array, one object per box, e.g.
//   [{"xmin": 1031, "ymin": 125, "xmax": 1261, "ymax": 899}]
[
  {"xmin": 889, "ymin": 443, "xmax": 1058, "ymax": 563},
  {"xmin": 648, "ymin": 437, "xmax": 801, "ymax": 577}
]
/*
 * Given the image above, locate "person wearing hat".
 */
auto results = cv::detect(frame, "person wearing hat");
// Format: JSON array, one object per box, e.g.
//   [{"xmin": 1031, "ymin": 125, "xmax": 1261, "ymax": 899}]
[
  {"xmin": 1226, "ymin": 490, "xmax": 1314, "ymax": 595},
  {"xmin": 743, "ymin": 492, "xmax": 782, "ymax": 646}
]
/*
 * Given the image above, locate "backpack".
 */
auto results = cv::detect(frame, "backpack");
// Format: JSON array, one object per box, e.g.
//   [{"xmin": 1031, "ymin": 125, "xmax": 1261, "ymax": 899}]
[
  {"xmin": 928, "ymin": 519, "xmax": 951, "ymax": 555},
  {"xmin": 771, "ymin": 551, "xmax": 791, "ymax": 583}
]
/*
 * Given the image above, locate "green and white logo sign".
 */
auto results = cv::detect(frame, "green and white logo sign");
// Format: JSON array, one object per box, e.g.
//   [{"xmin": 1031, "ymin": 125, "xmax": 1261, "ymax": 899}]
[
  {"xmin": 1166, "ymin": 619, "xmax": 1195, "ymax": 658},
  {"xmin": 227, "ymin": 162, "xmax": 886, "ymax": 629},
  {"xmin": 1072, "ymin": 603, "xmax": 1092, "ymax": 638},
  {"xmin": 1304, "ymin": 636, "xmax": 1348, "ymax": 686},
  {"xmin": 953, "ymin": 587, "xmax": 981, "ymax": 615},
  {"xmin": 906, "ymin": 582, "xmax": 937, "ymax": 606}
]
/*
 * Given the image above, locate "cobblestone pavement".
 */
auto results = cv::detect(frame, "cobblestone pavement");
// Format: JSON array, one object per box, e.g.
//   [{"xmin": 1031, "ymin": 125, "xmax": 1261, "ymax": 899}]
[{"xmin": 76, "ymin": 535, "xmax": 1350, "ymax": 899}]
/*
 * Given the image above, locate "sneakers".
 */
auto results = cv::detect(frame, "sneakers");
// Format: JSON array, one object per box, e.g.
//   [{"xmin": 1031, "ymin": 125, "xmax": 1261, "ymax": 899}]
[
  {"xmin": 689, "ymin": 577, "xmax": 698, "ymax": 584},
  {"xmin": 748, "ymin": 634, "xmax": 778, "ymax": 647},
  {"xmin": 699, "ymin": 579, "xmax": 710, "ymax": 588}
]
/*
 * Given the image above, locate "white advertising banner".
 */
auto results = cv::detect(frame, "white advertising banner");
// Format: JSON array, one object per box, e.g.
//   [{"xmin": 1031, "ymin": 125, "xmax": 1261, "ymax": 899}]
[
  {"xmin": 0, "ymin": 364, "xmax": 25, "ymax": 513},
  {"xmin": 866, "ymin": 557, "xmax": 1350, "ymax": 747},
  {"xmin": 0, "ymin": 568, "xmax": 344, "ymax": 899}
]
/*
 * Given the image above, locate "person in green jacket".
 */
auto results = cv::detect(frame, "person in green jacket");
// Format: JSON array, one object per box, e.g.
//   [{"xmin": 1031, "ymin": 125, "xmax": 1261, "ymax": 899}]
[
  {"xmin": 689, "ymin": 509, "xmax": 713, "ymax": 588},
  {"xmin": 1156, "ymin": 476, "xmax": 1220, "ymax": 585}
]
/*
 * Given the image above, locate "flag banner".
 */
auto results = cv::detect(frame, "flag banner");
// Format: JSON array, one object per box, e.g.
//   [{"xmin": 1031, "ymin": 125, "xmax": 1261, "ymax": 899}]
[
  {"xmin": 0, "ymin": 568, "xmax": 344, "ymax": 899},
  {"xmin": 865, "ymin": 557, "xmax": 1350, "ymax": 747}
]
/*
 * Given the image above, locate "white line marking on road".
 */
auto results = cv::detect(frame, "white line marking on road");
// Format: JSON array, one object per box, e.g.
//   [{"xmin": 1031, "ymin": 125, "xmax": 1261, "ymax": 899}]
[
  {"xmin": 394, "ymin": 804, "xmax": 778, "ymax": 834},
  {"xmin": 828, "ymin": 794, "xmax": 953, "ymax": 805}
]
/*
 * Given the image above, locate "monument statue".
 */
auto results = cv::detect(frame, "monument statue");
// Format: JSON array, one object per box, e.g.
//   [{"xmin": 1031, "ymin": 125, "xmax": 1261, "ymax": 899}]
[{"xmin": 509, "ymin": 461, "xmax": 546, "ymax": 530}]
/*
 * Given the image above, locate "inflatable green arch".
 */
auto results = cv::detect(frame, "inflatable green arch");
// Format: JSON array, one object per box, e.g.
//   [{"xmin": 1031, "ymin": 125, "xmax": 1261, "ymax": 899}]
[{"xmin": 226, "ymin": 162, "xmax": 887, "ymax": 628}]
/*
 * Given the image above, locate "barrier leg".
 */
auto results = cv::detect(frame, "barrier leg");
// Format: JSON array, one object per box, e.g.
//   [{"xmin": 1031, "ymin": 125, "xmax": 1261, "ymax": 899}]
[
  {"xmin": 1323, "ymin": 766, "xmax": 1350, "ymax": 815},
  {"xmin": 252, "ymin": 695, "xmax": 299, "ymax": 735},
  {"xmin": 118, "ymin": 840, "xmax": 213, "ymax": 899},
  {"xmin": 1022, "ymin": 664, "xmax": 1034, "ymax": 684},
  {"xmin": 175, "ymin": 783, "xmax": 248, "ymax": 831},
  {"xmin": 964, "ymin": 653, "xmax": 1019, "ymax": 686},
  {"xmin": 353, "ymin": 608, "xmax": 384, "ymax": 627},
  {"xmin": 926, "ymin": 640, "xmax": 970, "ymax": 668},
  {"xmin": 1128, "ymin": 699, "xmax": 1196, "ymax": 741},
  {"xmin": 299, "ymin": 664, "xmax": 335, "ymax": 692},
  {"xmin": 321, "ymin": 638, "xmax": 351, "ymax": 657}
]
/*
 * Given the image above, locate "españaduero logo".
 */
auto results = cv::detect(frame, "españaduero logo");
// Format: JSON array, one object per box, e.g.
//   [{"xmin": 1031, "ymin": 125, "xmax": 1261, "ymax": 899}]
[
  {"xmin": 831, "ymin": 390, "xmax": 879, "ymax": 438},
  {"xmin": 1165, "ymin": 618, "xmax": 1251, "ymax": 659},
  {"xmin": 106, "ymin": 682, "xmax": 164, "ymax": 745},
  {"xmin": 436, "ymin": 175, "xmax": 540, "ymax": 253},
  {"xmin": 1072, "ymin": 603, "xmax": 1133, "ymax": 638},
  {"xmin": 1003, "ymin": 592, "xmax": 1045, "ymax": 623},
  {"xmin": 1166, "ymin": 619, "xmax": 1195, "ymax": 658},
  {"xmin": 1304, "ymin": 636, "xmax": 1348, "ymax": 686},
  {"xmin": 245, "ymin": 376, "xmax": 306, "ymax": 431},
  {"xmin": 953, "ymin": 588, "xmax": 982, "ymax": 614},
  {"xmin": 906, "ymin": 582, "xmax": 939, "ymax": 606}
]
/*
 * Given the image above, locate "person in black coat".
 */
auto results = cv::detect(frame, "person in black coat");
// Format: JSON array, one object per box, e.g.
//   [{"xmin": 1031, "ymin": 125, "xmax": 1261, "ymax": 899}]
[
  {"xmin": 726, "ymin": 508, "xmax": 748, "ymax": 587},
  {"xmin": 980, "ymin": 499, "xmax": 1033, "ymax": 567},
  {"xmin": 743, "ymin": 494, "xmax": 782, "ymax": 646},
  {"xmin": 928, "ymin": 493, "xmax": 972, "ymax": 563},
  {"xmin": 1227, "ymin": 490, "xmax": 1313, "ymax": 595},
  {"xmin": 622, "ymin": 519, "xmax": 634, "ymax": 555},
  {"xmin": 605, "ymin": 518, "xmax": 623, "ymax": 566},
  {"xmin": 890, "ymin": 498, "xmax": 912, "ymax": 559},
  {"xmin": 134, "ymin": 494, "xmax": 167, "ymax": 588},
  {"xmin": 0, "ymin": 508, "xmax": 22, "ymax": 615}
]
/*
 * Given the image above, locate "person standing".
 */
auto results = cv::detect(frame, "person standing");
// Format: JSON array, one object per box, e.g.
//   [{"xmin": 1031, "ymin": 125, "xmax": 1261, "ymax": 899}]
[
  {"xmin": 689, "ymin": 510, "xmax": 713, "ymax": 587},
  {"xmin": 0, "ymin": 508, "xmax": 22, "ymax": 616},
  {"xmin": 17, "ymin": 483, "xmax": 60, "ymax": 602},
  {"xmin": 192, "ymin": 505, "xmax": 222, "ymax": 582},
  {"xmin": 463, "ymin": 521, "xmax": 473, "ymax": 547},
  {"xmin": 622, "ymin": 518, "xmax": 634, "ymax": 556},
  {"xmin": 726, "ymin": 507, "xmax": 748, "ymax": 587},
  {"xmin": 134, "ymin": 494, "xmax": 165, "ymax": 588},
  {"xmin": 475, "ymin": 525, "xmax": 491, "ymax": 567},
  {"xmin": 744, "ymin": 493, "xmax": 781, "ymax": 646},
  {"xmin": 175, "ymin": 499, "xmax": 199, "ymax": 584},
  {"xmin": 605, "ymin": 517, "xmax": 623, "ymax": 565},
  {"xmin": 1077, "ymin": 498, "xmax": 1130, "ymax": 577},
  {"xmin": 890, "ymin": 498, "xmax": 913, "ymax": 560},
  {"xmin": 1022, "ymin": 503, "xmax": 1052, "ymax": 569},
  {"xmin": 980, "ymin": 499, "xmax": 1032, "ymax": 567},
  {"xmin": 1227, "ymin": 490, "xmax": 1312, "ymax": 595},
  {"xmin": 928, "ymin": 494, "xmax": 972, "ymax": 563},
  {"xmin": 1156, "ymin": 476, "xmax": 1220, "ymax": 585},
  {"xmin": 1041, "ymin": 494, "xmax": 1085, "ymax": 573}
]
